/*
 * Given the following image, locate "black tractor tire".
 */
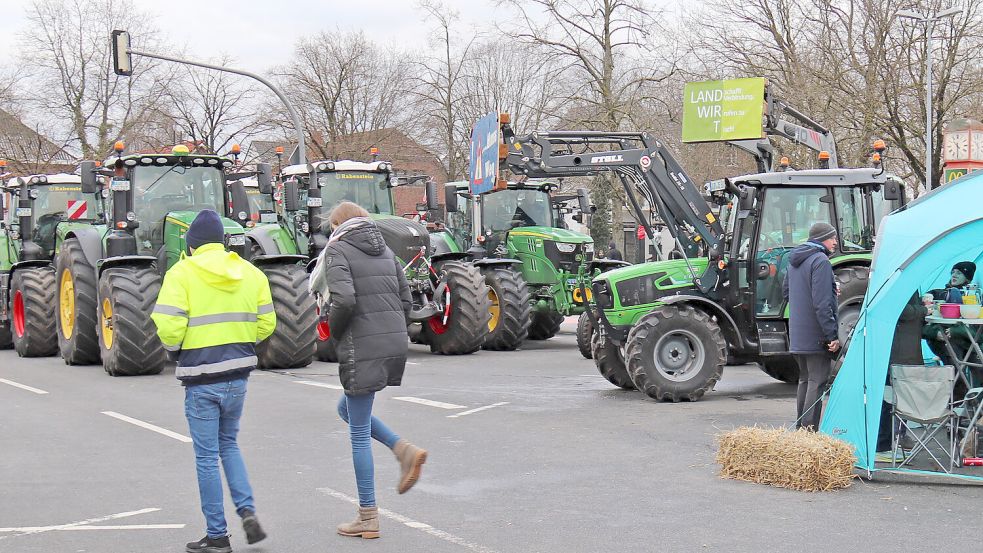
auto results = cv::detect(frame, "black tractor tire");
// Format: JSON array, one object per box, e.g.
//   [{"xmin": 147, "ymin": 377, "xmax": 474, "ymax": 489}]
[
  {"xmin": 256, "ymin": 263, "xmax": 316, "ymax": 370},
  {"xmin": 481, "ymin": 267, "xmax": 531, "ymax": 351},
  {"xmin": 408, "ymin": 323, "xmax": 428, "ymax": 345},
  {"xmin": 592, "ymin": 330, "xmax": 634, "ymax": 390},
  {"xmin": 423, "ymin": 261, "xmax": 490, "ymax": 355},
  {"xmin": 625, "ymin": 305, "xmax": 727, "ymax": 402},
  {"xmin": 576, "ymin": 312, "xmax": 594, "ymax": 359},
  {"xmin": 528, "ymin": 310, "xmax": 564, "ymax": 340},
  {"xmin": 0, "ymin": 325, "xmax": 11, "ymax": 349},
  {"xmin": 835, "ymin": 265, "xmax": 869, "ymax": 345},
  {"xmin": 316, "ymin": 337, "xmax": 339, "ymax": 362},
  {"xmin": 759, "ymin": 357, "xmax": 799, "ymax": 384},
  {"xmin": 97, "ymin": 266, "xmax": 165, "ymax": 376},
  {"xmin": 56, "ymin": 238, "xmax": 101, "ymax": 365},
  {"xmin": 10, "ymin": 267, "xmax": 59, "ymax": 357}
]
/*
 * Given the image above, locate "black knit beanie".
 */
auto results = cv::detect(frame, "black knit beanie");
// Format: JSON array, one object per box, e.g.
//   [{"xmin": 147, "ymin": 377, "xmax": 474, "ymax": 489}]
[
  {"xmin": 953, "ymin": 261, "xmax": 977, "ymax": 281},
  {"xmin": 185, "ymin": 209, "xmax": 225, "ymax": 249}
]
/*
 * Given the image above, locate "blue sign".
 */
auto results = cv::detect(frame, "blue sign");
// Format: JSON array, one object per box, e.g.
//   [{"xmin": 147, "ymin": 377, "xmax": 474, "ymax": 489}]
[{"xmin": 469, "ymin": 112, "xmax": 500, "ymax": 195}]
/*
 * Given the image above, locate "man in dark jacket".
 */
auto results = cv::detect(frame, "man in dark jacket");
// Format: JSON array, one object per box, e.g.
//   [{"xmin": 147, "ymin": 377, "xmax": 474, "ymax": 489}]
[
  {"xmin": 312, "ymin": 202, "xmax": 427, "ymax": 539},
  {"xmin": 607, "ymin": 241, "xmax": 623, "ymax": 261},
  {"xmin": 783, "ymin": 222, "xmax": 840, "ymax": 430}
]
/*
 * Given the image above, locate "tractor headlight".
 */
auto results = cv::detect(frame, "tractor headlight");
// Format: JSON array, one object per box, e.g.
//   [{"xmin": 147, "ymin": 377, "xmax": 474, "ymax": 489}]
[
  {"xmin": 583, "ymin": 243, "xmax": 594, "ymax": 253},
  {"xmin": 126, "ymin": 211, "xmax": 136, "ymax": 221},
  {"xmin": 555, "ymin": 242, "xmax": 577, "ymax": 253},
  {"xmin": 28, "ymin": 188, "xmax": 39, "ymax": 199}
]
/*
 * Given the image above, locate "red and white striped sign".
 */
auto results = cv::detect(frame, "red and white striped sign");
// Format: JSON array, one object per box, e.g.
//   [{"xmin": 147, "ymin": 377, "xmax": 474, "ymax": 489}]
[{"xmin": 66, "ymin": 200, "xmax": 88, "ymax": 220}]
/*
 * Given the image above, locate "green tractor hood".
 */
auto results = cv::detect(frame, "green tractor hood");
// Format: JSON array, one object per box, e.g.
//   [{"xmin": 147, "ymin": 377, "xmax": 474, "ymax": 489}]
[
  {"xmin": 593, "ymin": 257, "xmax": 711, "ymax": 327},
  {"xmin": 165, "ymin": 211, "xmax": 244, "ymax": 236},
  {"xmin": 508, "ymin": 226, "xmax": 593, "ymax": 244}
]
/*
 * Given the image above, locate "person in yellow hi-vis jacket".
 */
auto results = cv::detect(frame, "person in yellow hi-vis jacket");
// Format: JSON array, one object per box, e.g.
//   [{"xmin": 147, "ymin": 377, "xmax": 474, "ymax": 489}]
[{"xmin": 150, "ymin": 209, "xmax": 275, "ymax": 553}]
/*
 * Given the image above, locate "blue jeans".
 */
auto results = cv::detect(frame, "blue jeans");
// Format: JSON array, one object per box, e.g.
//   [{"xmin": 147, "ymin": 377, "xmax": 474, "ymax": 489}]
[
  {"xmin": 337, "ymin": 393, "xmax": 400, "ymax": 507},
  {"xmin": 185, "ymin": 378, "xmax": 255, "ymax": 538}
]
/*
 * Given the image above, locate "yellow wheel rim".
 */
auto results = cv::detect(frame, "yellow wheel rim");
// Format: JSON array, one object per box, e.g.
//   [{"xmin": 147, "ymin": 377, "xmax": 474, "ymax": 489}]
[
  {"xmin": 488, "ymin": 288, "xmax": 500, "ymax": 332},
  {"xmin": 60, "ymin": 269, "xmax": 75, "ymax": 339},
  {"xmin": 101, "ymin": 297, "xmax": 114, "ymax": 350}
]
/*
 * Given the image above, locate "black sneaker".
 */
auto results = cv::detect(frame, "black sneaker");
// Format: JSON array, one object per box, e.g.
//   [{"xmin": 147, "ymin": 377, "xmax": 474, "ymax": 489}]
[
  {"xmin": 241, "ymin": 510, "xmax": 267, "ymax": 544},
  {"xmin": 185, "ymin": 535, "xmax": 232, "ymax": 553}
]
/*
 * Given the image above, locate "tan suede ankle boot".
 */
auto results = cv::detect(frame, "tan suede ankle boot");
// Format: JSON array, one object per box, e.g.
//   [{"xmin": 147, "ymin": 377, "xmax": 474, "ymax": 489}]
[
  {"xmin": 393, "ymin": 439, "xmax": 427, "ymax": 494},
  {"xmin": 337, "ymin": 506, "xmax": 379, "ymax": 539}
]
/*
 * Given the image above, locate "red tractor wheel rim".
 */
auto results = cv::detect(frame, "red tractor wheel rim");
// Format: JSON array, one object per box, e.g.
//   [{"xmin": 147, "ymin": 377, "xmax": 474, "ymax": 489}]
[
  {"xmin": 13, "ymin": 290, "xmax": 26, "ymax": 338},
  {"xmin": 428, "ymin": 286, "xmax": 452, "ymax": 335},
  {"xmin": 428, "ymin": 315, "xmax": 449, "ymax": 335}
]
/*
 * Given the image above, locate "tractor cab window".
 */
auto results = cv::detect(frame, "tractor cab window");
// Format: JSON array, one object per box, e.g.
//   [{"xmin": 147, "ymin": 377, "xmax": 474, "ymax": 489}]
[
  {"xmin": 481, "ymin": 189, "xmax": 553, "ymax": 233},
  {"xmin": 834, "ymin": 187, "xmax": 875, "ymax": 252},
  {"xmin": 754, "ymin": 187, "xmax": 833, "ymax": 316},
  {"xmin": 130, "ymin": 165, "xmax": 226, "ymax": 254},
  {"xmin": 445, "ymin": 191, "xmax": 472, "ymax": 248},
  {"xmin": 246, "ymin": 189, "xmax": 274, "ymax": 221},
  {"xmin": 870, "ymin": 182, "xmax": 901, "ymax": 231},
  {"xmin": 317, "ymin": 172, "xmax": 394, "ymax": 215},
  {"xmin": 31, "ymin": 184, "xmax": 101, "ymax": 255}
]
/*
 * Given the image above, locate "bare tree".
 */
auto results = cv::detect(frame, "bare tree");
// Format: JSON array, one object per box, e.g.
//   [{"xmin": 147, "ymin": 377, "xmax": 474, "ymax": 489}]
[
  {"xmin": 23, "ymin": 0, "xmax": 170, "ymax": 159},
  {"xmin": 409, "ymin": 1, "xmax": 479, "ymax": 181},
  {"xmin": 276, "ymin": 30, "xmax": 413, "ymax": 159},
  {"xmin": 165, "ymin": 58, "xmax": 272, "ymax": 154},
  {"xmin": 499, "ymin": 0, "xmax": 679, "ymax": 245}
]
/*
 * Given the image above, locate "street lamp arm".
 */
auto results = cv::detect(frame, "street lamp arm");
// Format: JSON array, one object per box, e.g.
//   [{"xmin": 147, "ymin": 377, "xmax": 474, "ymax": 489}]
[
  {"xmin": 128, "ymin": 47, "xmax": 307, "ymax": 165},
  {"xmin": 936, "ymin": 7, "xmax": 963, "ymax": 19},
  {"xmin": 896, "ymin": 9, "xmax": 925, "ymax": 20}
]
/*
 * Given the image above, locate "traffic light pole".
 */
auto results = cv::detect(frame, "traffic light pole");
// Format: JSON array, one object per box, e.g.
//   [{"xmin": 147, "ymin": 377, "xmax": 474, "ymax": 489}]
[{"xmin": 112, "ymin": 30, "xmax": 306, "ymax": 165}]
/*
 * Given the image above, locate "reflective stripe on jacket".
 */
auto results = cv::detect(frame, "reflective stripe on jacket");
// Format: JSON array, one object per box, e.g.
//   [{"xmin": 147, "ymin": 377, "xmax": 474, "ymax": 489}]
[{"xmin": 151, "ymin": 243, "xmax": 276, "ymax": 384}]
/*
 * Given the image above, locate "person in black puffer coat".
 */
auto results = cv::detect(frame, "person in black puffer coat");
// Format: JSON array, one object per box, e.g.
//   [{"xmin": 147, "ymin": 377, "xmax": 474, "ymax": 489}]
[
  {"xmin": 782, "ymin": 222, "xmax": 841, "ymax": 430},
  {"xmin": 309, "ymin": 201, "xmax": 428, "ymax": 539}
]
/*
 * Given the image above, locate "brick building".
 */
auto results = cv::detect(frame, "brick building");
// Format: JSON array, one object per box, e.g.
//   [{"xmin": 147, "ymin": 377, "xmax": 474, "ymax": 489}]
[{"xmin": 0, "ymin": 108, "xmax": 75, "ymax": 176}]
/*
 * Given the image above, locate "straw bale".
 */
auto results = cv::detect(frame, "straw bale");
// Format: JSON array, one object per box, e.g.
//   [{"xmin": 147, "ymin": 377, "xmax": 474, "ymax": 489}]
[{"xmin": 716, "ymin": 426, "xmax": 856, "ymax": 491}]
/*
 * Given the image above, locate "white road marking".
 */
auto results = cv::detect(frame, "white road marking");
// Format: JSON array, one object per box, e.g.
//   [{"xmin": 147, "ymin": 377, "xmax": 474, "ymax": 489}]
[
  {"xmin": 0, "ymin": 378, "xmax": 48, "ymax": 395},
  {"xmin": 393, "ymin": 396, "xmax": 466, "ymax": 410},
  {"xmin": 447, "ymin": 402, "xmax": 509, "ymax": 418},
  {"xmin": 101, "ymin": 411, "xmax": 192, "ymax": 443},
  {"xmin": 406, "ymin": 361, "xmax": 420, "ymax": 365},
  {"xmin": 318, "ymin": 487, "xmax": 500, "ymax": 553},
  {"xmin": 0, "ymin": 508, "xmax": 160, "ymax": 539},
  {"xmin": 294, "ymin": 380, "xmax": 344, "ymax": 390},
  {"xmin": 0, "ymin": 524, "xmax": 184, "ymax": 532}
]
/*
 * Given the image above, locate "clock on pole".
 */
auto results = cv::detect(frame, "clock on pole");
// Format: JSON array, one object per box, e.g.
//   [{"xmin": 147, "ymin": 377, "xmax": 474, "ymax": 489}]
[{"xmin": 942, "ymin": 118, "xmax": 983, "ymax": 184}]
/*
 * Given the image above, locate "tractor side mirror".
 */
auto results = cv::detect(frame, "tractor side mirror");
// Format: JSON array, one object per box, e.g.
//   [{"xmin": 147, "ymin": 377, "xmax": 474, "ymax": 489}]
[
  {"xmin": 80, "ymin": 161, "xmax": 99, "ymax": 194},
  {"xmin": 228, "ymin": 180, "xmax": 250, "ymax": 226},
  {"xmin": 283, "ymin": 179, "xmax": 300, "ymax": 212},
  {"xmin": 882, "ymin": 179, "xmax": 902, "ymax": 201},
  {"xmin": 444, "ymin": 183, "xmax": 458, "ymax": 213},
  {"xmin": 256, "ymin": 163, "xmax": 273, "ymax": 195},
  {"xmin": 425, "ymin": 179, "xmax": 440, "ymax": 211},
  {"xmin": 577, "ymin": 188, "xmax": 590, "ymax": 215}
]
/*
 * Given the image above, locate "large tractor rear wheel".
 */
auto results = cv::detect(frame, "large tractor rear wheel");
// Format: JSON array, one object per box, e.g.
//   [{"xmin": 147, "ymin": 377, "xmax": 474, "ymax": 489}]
[
  {"xmin": 592, "ymin": 331, "xmax": 634, "ymax": 389},
  {"xmin": 56, "ymin": 238, "xmax": 100, "ymax": 365},
  {"xmin": 528, "ymin": 310, "xmax": 563, "ymax": 340},
  {"xmin": 11, "ymin": 267, "xmax": 58, "ymax": 357},
  {"xmin": 834, "ymin": 265, "xmax": 868, "ymax": 345},
  {"xmin": 759, "ymin": 357, "xmax": 799, "ymax": 384},
  {"xmin": 256, "ymin": 263, "xmax": 316, "ymax": 369},
  {"xmin": 423, "ymin": 261, "xmax": 490, "ymax": 355},
  {"xmin": 576, "ymin": 312, "xmax": 594, "ymax": 359},
  {"xmin": 97, "ymin": 266, "xmax": 165, "ymax": 376},
  {"xmin": 481, "ymin": 267, "xmax": 531, "ymax": 351},
  {"xmin": 625, "ymin": 305, "xmax": 727, "ymax": 402}
]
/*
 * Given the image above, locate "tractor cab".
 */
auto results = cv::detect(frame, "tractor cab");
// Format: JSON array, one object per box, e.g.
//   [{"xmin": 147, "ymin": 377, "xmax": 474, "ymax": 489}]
[
  {"xmin": 235, "ymin": 177, "xmax": 277, "ymax": 226},
  {"xmin": 2, "ymin": 174, "xmax": 102, "ymax": 261},
  {"xmin": 713, "ymin": 167, "xmax": 905, "ymax": 356},
  {"xmin": 102, "ymin": 145, "xmax": 247, "ymax": 270}
]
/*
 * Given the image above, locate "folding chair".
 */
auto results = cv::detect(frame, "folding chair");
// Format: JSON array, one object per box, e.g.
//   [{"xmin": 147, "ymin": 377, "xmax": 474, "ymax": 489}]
[{"xmin": 890, "ymin": 364, "xmax": 958, "ymax": 473}]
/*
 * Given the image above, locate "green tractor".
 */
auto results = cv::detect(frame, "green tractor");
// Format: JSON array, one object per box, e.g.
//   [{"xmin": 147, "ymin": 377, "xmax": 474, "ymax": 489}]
[
  {"xmin": 430, "ymin": 180, "xmax": 624, "ymax": 352},
  {"xmin": 55, "ymin": 143, "xmax": 269, "ymax": 376},
  {"xmin": 0, "ymin": 173, "xmax": 103, "ymax": 356},
  {"xmin": 246, "ymin": 159, "xmax": 490, "ymax": 360},
  {"xmin": 501, "ymin": 123, "xmax": 905, "ymax": 401}
]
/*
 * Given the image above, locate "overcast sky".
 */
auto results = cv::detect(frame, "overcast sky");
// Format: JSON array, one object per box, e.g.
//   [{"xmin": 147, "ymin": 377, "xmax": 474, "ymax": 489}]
[{"xmin": 2, "ymin": 0, "xmax": 504, "ymax": 73}]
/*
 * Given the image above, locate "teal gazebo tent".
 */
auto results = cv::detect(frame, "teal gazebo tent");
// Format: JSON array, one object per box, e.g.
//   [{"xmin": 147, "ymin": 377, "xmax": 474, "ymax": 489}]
[{"xmin": 820, "ymin": 172, "xmax": 983, "ymax": 479}]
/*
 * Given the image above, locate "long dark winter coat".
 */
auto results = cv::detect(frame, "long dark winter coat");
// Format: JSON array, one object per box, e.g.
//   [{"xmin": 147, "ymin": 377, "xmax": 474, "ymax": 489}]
[
  {"xmin": 783, "ymin": 240, "xmax": 838, "ymax": 353},
  {"xmin": 321, "ymin": 221, "xmax": 412, "ymax": 395}
]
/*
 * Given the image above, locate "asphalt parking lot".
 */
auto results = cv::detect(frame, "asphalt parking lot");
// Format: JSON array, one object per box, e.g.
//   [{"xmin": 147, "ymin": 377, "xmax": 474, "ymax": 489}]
[{"xmin": 2, "ymin": 319, "xmax": 982, "ymax": 553}]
